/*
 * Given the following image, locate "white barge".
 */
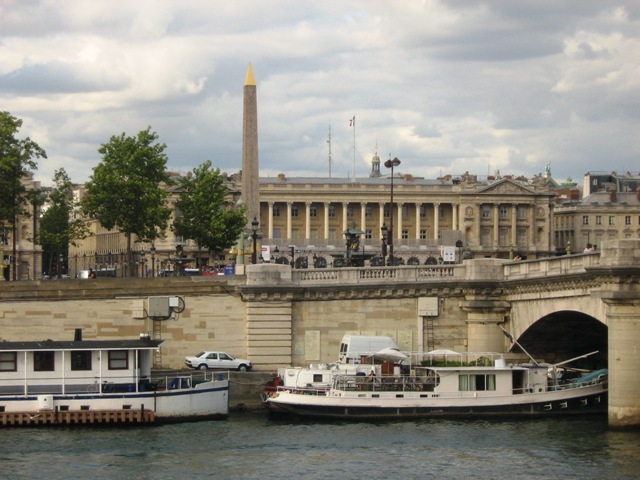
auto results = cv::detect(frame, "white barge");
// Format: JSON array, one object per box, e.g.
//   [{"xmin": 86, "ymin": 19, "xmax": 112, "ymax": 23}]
[
  {"xmin": 264, "ymin": 354, "xmax": 608, "ymax": 420},
  {"xmin": 0, "ymin": 333, "xmax": 229, "ymax": 426}
]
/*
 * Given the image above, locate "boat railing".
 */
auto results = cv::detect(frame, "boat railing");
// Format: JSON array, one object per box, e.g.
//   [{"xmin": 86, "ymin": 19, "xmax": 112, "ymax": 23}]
[
  {"xmin": 0, "ymin": 370, "xmax": 228, "ymax": 396},
  {"xmin": 333, "ymin": 374, "xmax": 437, "ymax": 393}
]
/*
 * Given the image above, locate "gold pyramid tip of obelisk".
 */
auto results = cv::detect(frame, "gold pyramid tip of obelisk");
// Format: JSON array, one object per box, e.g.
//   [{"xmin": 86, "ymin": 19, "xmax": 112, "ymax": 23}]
[{"xmin": 245, "ymin": 63, "xmax": 256, "ymax": 86}]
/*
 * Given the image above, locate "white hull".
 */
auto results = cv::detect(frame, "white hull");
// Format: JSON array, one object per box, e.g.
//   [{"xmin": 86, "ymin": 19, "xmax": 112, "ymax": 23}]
[{"xmin": 1, "ymin": 379, "xmax": 229, "ymax": 422}]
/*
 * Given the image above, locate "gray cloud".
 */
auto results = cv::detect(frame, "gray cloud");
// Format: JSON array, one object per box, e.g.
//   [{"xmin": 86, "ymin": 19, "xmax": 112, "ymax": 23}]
[{"xmin": 0, "ymin": 1, "xmax": 637, "ymax": 186}]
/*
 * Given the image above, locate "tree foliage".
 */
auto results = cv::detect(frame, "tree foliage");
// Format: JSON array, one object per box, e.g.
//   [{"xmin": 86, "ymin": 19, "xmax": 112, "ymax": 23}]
[
  {"xmin": 82, "ymin": 127, "xmax": 172, "ymax": 276},
  {"xmin": 40, "ymin": 168, "xmax": 89, "ymax": 274},
  {"xmin": 0, "ymin": 112, "xmax": 46, "ymax": 280},
  {"xmin": 173, "ymin": 161, "xmax": 246, "ymax": 263}
]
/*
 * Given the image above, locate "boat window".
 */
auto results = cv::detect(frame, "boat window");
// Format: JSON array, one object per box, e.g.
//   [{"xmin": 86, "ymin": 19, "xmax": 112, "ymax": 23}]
[
  {"xmin": 71, "ymin": 351, "xmax": 92, "ymax": 371},
  {"xmin": 313, "ymin": 374, "xmax": 324, "ymax": 382},
  {"xmin": 458, "ymin": 374, "xmax": 496, "ymax": 391},
  {"xmin": 108, "ymin": 350, "xmax": 129, "ymax": 370},
  {"xmin": 34, "ymin": 351, "xmax": 55, "ymax": 372},
  {"xmin": 0, "ymin": 352, "xmax": 17, "ymax": 372}
]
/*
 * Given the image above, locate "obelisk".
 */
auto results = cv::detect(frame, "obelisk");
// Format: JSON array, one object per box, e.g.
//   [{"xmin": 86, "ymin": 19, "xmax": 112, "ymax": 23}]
[{"xmin": 242, "ymin": 63, "xmax": 260, "ymax": 226}]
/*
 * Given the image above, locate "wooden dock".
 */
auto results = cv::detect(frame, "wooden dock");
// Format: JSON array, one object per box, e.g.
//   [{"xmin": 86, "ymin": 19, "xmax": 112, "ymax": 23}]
[{"xmin": 0, "ymin": 408, "xmax": 155, "ymax": 427}]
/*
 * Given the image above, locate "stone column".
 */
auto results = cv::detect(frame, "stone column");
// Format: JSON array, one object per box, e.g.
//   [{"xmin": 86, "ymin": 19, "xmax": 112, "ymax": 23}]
[
  {"xmin": 379, "ymin": 202, "xmax": 385, "ymax": 230},
  {"xmin": 493, "ymin": 204, "xmax": 499, "ymax": 248},
  {"xmin": 245, "ymin": 264, "xmax": 293, "ymax": 369},
  {"xmin": 396, "ymin": 202, "xmax": 403, "ymax": 241},
  {"xmin": 415, "ymin": 203, "xmax": 422, "ymax": 240},
  {"xmin": 511, "ymin": 203, "xmax": 517, "ymax": 248},
  {"xmin": 360, "ymin": 203, "xmax": 367, "ymax": 234},
  {"xmin": 593, "ymin": 239, "xmax": 640, "ymax": 427},
  {"xmin": 529, "ymin": 205, "xmax": 535, "ymax": 247},
  {"xmin": 268, "ymin": 202, "xmax": 274, "ymax": 239},
  {"xmin": 286, "ymin": 202, "xmax": 292, "ymax": 239},
  {"xmin": 604, "ymin": 297, "xmax": 640, "ymax": 427},
  {"xmin": 324, "ymin": 202, "xmax": 330, "ymax": 240},
  {"xmin": 305, "ymin": 202, "xmax": 311, "ymax": 240},
  {"xmin": 342, "ymin": 202, "xmax": 349, "ymax": 232},
  {"xmin": 452, "ymin": 203, "xmax": 458, "ymax": 231},
  {"xmin": 433, "ymin": 202, "xmax": 440, "ymax": 240}
]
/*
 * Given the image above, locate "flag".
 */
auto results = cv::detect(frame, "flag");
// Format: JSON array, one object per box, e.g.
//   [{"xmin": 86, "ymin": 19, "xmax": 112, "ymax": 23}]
[{"xmin": 349, "ymin": 115, "xmax": 355, "ymax": 127}]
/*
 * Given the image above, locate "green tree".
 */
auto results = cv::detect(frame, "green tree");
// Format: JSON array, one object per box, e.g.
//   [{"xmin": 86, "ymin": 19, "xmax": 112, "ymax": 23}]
[
  {"xmin": 82, "ymin": 127, "xmax": 172, "ymax": 277},
  {"xmin": 0, "ymin": 112, "xmax": 46, "ymax": 280},
  {"xmin": 173, "ymin": 161, "xmax": 246, "ymax": 266},
  {"xmin": 40, "ymin": 168, "xmax": 89, "ymax": 276}
]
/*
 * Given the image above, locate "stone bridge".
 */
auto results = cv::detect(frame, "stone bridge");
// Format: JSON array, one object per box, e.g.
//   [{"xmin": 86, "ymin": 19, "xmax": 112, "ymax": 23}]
[{"xmin": 0, "ymin": 239, "xmax": 638, "ymax": 427}]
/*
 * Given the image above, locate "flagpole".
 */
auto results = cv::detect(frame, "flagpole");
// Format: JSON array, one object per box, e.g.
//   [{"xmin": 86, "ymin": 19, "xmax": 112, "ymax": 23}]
[
  {"xmin": 352, "ymin": 114, "xmax": 356, "ymax": 181},
  {"xmin": 498, "ymin": 325, "xmax": 539, "ymax": 366}
]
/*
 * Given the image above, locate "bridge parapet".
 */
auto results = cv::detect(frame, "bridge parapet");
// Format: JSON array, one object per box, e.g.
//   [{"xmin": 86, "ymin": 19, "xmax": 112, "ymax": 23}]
[
  {"xmin": 291, "ymin": 264, "xmax": 461, "ymax": 286},
  {"xmin": 503, "ymin": 252, "xmax": 600, "ymax": 281}
]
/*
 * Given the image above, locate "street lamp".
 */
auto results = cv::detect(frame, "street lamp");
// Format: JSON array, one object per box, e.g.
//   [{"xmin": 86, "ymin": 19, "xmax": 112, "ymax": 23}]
[
  {"xmin": 251, "ymin": 217, "xmax": 259, "ymax": 264},
  {"xmin": 150, "ymin": 245, "xmax": 156, "ymax": 277},
  {"xmin": 381, "ymin": 222, "xmax": 388, "ymax": 265},
  {"xmin": 384, "ymin": 157, "xmax": 401, "ymax": 264}
]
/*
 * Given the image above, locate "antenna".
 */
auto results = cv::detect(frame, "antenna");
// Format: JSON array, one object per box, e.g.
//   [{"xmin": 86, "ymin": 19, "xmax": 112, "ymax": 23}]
[{"xmin": 327, "ymin": 123, "xmax": 332, "ymax": 178}]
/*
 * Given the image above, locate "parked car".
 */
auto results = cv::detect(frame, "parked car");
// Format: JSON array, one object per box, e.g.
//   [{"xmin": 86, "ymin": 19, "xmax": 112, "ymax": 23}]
[{"xmin": 185, "ymin": 351, "xmax": 252, "ymax": 371}]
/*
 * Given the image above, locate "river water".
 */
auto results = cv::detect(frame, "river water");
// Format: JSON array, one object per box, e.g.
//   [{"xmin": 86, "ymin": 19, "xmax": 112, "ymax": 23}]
[{"xmin": 1, "ymin": 414, "xmax": 639, "ymax": 480}]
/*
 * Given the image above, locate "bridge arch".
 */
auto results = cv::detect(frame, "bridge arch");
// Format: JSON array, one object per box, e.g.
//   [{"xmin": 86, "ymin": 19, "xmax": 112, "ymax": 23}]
[{"xmin": 514, "ymin": 310, "xmax": 607, "ymax": 369}]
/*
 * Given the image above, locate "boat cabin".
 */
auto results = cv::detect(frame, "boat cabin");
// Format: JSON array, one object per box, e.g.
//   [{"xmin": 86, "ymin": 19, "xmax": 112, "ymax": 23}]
[{"xmin": 0, "ymin": 336, "xmax": 162, "ymax": 396}]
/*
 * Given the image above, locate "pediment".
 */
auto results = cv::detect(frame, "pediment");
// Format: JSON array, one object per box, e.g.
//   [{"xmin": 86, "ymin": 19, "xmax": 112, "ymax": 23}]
[{"xmin": 476, "ymin": 179, "xmax": 534, "ymax": 196}]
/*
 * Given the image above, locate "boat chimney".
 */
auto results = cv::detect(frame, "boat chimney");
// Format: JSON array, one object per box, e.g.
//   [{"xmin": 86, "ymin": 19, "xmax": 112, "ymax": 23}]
[{"xmin": 74, "ymin": 328, "xmax": 82, "ymax": 341}]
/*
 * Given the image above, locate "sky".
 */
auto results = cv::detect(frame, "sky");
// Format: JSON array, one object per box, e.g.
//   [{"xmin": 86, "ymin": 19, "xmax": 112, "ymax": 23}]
[{"xmin": 1, "ymin": 1, "xmax": 638, "ymax": 187}]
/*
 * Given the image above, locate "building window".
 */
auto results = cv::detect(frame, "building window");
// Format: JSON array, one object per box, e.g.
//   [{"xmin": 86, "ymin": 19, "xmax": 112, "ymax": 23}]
[
  {"xmin": 383, "ymin": 205, "xmax": 390, "ymax": 218},
  {"xmin": 328, "ymin": 205, "xmax": 336, "ymax": 218},
  {"xmin": 498, "ymin": 228, "xmax": 508, "ymax": 247},
  {"xmin": 309, "ymin": 229, "xmax": 318, "ymax": 239},
  {"xmin": 625, "ymin": 216, "xmax": 631, "ymax": 225},
  {"xmin": 401, "ymin": 229, "xmax": 409, "ymax": 239},
  {"xmin": 291, "ymin": 204, "xmax": 299, "ymax": 217},
  {"xmin": 595, "ymin": 216, "xmax": 601, "ymax": 225},
  {"xmin": 402, "ymin": 205, "xmax": 410, "ymax": 216},
  {"xmin": 420, "ymin": 205, "xmax": 427, "ymax": 218},
  {"xmin": 365, "ymin": 229, "xmax": 372, "ymax": 240},
  {"xmin": 365, "ymin": 206, "xmax": 372, "ymax": 218},
  {"xmin": 482, "ymin": 205, "xmax": 491, "ymax": 218},
  {"xmin": 272, "ymin": 228, "xmax": 281, "ymax": 239},
  {"xmin": 517, "ymin": 205, "xmax": 527, "ymax": 220},
  {"xmin": 71, "ymin": 351, "xmax": 92, "ymax": 371},
  {"xmin": 481, "ymin": 228, "xmax": 491, "ymax": 247},
  {"xmin": 499, "ymin": 205, "xmax": 508, "ymax": 219},
  {"xmin": 309, "ymin": 205, "xmax": 317, "ymax": 217},
  {"xmin": 459, "ymin": 374, "xmax": 496, "ymax": 391},
  {"xmin": 108, "ymin": 350, "xmax": 128, "ymax": 370},
  {"xmin": 273, "ymin": 206, "xmax": 280, "ymax": 217},
  {"xmin": 34, "ymin": 351, "xmax": 55, "ymax": 372},
  {"xmin": 438, "ymin": 205, "xmax": 445, "ymax": 218},
  {"xmin": 517, "ymin": 228, "xmax": 527, "ymax": 247},
  {"xmin": 419, "ymin": 229, "xmax": 427, "ymax": 239},
  {"xmin": 347, "ymin": 207, "xmax": 354, "ymax": 218},
  {"xmin": 582, "ymin": 216, "xmax": 589, "ymax": 225},
  {"xmin": 0, "ymin": 352, "xmax": 17, "ymax": 372},
  {"xmin": 609, "ymin": 216, "xmax": 615, "ymax": 226}
]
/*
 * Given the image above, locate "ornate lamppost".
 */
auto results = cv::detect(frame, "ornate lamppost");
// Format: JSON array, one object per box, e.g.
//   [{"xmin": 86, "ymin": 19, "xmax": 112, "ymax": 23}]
[
  {"xmin": 384, "ymin": 157, "xmax": 401, "ymax": 265},
  {"xmin": 150, "ymin": 245, "xmax": 156, "ymax": 277},
  {"xmin": 251, "ymin": 217, "xmax": 259, "ymax": 264},
  {"xmin": 381, "ymin": 222, "xmax": 388, "ymax": 265}
]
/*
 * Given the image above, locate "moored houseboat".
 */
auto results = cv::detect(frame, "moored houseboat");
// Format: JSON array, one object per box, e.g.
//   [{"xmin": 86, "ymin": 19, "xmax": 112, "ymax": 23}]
[
  {"xmin": 0, "ymin": 332, "xmax": 229, "ymax": 427},
  {"xmin": 264, "ymin": 352, "xmax": 607, "ymax": 420}
]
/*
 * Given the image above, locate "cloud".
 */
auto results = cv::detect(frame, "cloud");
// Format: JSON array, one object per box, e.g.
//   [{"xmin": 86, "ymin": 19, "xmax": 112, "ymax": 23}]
[{"xmin": 0, "ymin": 0, "xmax": 637, "ymax": 186}]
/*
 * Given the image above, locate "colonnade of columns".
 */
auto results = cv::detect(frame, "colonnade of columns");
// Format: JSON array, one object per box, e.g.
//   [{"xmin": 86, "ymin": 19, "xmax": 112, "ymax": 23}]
[{"xmin": 263, "ymin": 200, "xmax": 538, "ymax": 250}]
